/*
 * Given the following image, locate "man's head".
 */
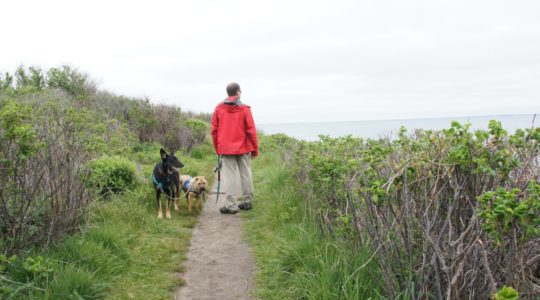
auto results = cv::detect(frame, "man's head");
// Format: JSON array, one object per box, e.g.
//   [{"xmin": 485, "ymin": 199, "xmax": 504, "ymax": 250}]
[{"xmin": 226, "ymin": 82, "xmax": 241, "ymax": 96}]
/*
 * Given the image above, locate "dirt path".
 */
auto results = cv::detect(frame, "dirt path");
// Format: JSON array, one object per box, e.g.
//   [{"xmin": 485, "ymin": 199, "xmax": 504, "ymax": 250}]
[{"xmin": 175, "ymin": 184, "xmax": 255, "ymax": 300}]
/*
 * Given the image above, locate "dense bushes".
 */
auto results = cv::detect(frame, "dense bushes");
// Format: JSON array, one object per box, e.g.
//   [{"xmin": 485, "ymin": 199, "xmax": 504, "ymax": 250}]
[
  {"xmin": 0, "ymin": 65, "xmax": 210, "ymax": 254},
  {"xmin": 287, "ymin": 121, "xmax": 540, "ymax": 298},
  {"xmin": 0, "ymin": 65, "xmax": 214, "ymax": 298},
  {"xmin": 0, "ymin": 100, "xmax": 99, "ymax": 254},
  {"xmin": 93, "ymin": 93, "xmax": 209, "ymax": 153},
  {"xmin": 1, "ymin": 65, "xmax": 210, "ymax": 155}
]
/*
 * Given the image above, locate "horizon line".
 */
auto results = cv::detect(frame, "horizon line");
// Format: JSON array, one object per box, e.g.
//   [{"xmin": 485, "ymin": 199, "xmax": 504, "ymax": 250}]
[{"xmin": 258, "ymin": 113, "xmax": 539, "ymax": 126}]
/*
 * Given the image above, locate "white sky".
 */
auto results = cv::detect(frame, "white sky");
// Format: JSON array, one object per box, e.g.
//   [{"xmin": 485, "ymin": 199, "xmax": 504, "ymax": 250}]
[{"xmin": 1, "ymin": 0, "xmax": 539, "ymax": 124}]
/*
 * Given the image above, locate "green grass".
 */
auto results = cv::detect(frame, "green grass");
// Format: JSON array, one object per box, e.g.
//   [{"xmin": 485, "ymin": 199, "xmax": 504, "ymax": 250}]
[
  {"xmin": 244, "ymin": 151, "xmax": 382, "ymax": 299},
  {"xmin": 3, "ymin": 138, "xmax": 379, "ymax": 299},
  {"xmin": 1, "ymin": 141, "xmax": 216, "ymax": 299},
  {"xmin": 100, "ymin": 143, "xmax": 216, "ymax": 299},
  {"xmin": 80, "ymin": 186, "xmax": 193, "ymax": 299}
]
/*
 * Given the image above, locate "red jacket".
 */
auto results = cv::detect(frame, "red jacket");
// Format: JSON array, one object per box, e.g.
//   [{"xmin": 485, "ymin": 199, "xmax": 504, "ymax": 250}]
[{"xmin": 211, "ymin": 96, "xmax": 259, "ymax": 157}]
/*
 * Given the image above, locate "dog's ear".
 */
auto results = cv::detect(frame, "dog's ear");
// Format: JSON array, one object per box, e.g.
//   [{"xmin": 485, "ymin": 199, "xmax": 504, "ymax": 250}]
[{"xmin": 160, "ymin": 148, "xmax": 168, "ymax": 159}]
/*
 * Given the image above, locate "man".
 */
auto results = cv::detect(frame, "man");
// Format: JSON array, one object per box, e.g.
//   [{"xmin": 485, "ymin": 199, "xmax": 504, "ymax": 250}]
[{"xmin": 211, "ymin": 82, "xmax": 258, "ymax": 214}]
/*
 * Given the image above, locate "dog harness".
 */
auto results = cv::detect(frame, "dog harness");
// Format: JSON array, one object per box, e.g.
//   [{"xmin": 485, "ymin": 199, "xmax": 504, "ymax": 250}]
[
  {"xmin": 182, "ymin": 176, "xmax": 191, "ymax": 191},
  {"xmin": 183, "ymin": 176, "xmax": 206, "ymax": 207},
  {"xmin": 152, "ymin": 174, "xmax": 164, "ymax": 191},
  {"xmin": 153, "ymin": 164, "xmax": 170, "ymax": 192},
  {"xmin": 183, "ymin": 176, "xmax": 196, "ymax": 194},
  {"xmin": 184, "ymin": 176, "xmax": 205, "ymax": 196}
]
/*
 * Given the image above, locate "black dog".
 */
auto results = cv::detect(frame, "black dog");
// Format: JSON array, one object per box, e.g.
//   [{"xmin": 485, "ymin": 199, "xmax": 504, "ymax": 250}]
[{"xmin": 152, "ymin": 148, "xmax": 184, "ymax": 219}]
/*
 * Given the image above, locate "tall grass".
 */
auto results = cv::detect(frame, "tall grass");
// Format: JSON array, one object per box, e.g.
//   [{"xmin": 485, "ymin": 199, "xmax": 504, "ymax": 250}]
[{"xmin": 244, "ymin": 150, "xmax": 381, "ymax": 299}]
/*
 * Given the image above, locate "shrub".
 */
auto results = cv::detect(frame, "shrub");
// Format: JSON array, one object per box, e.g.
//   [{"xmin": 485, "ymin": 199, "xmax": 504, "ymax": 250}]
[
  {"xmin": 185, "ymin": 118, "xmax": 209, "ymax": 151},
  {"xmin": 0, "ymin": 100, "xmax": 96, "ymax": 254},
  {"xmin": 493, "ymin": 286, "xmax": 519, "ymax": 300},
  {"xmin": 126, "ymin": 101, "xmax": 210, "ymax": 153},
  {"xmin": 46, "ymin": 65, "xmax": 96, "ymax": 98},
  {"xmin": 88, "ymin": 155, "xmax": 137, "ymax": 195},
  {"xmin": 477, "ymin": 182, "xmax": 540, "ymax": 245},
  {"xmin": 290, "ymin": 121, "xmax": 540, "ymax": 298}
]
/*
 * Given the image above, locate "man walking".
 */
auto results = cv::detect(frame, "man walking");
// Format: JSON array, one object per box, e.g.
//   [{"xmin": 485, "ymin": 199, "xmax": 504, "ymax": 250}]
[{"xmin": 211, "ymin": 82, "xmax": 258, "ymax": 214}]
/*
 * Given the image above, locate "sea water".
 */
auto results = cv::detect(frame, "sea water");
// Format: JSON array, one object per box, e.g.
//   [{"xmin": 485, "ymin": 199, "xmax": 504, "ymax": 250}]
[{"xmin": 258, "ymin": 114, "xmax": 538, "ymax": 141}]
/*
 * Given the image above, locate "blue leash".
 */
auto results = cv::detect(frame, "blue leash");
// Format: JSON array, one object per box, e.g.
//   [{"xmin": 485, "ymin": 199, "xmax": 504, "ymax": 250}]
[{"xmin": 214, "ymin": 155, "xmax": 222, "ymax": 204}]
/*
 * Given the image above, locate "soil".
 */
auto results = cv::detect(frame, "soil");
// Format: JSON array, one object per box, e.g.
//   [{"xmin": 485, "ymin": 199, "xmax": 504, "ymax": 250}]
[{"xmin": 175, "ymin": 184, "xmax": 255, "ymax": 300}]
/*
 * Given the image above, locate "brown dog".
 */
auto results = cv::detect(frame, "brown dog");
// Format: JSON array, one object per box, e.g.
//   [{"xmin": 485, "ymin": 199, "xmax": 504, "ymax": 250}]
[{"xmin": 179, "ymin": 175, "xmax": 208, "ymax": 212}]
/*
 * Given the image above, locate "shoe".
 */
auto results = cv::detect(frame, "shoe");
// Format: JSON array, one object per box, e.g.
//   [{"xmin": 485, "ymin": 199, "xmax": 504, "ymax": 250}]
[
  {"xmin": 220, "ymin": 207, "xmax": 238, "ymax": 214},
  {"xmin": 238, "ymin": 202, "xmax": 252, "ymax": 211}
]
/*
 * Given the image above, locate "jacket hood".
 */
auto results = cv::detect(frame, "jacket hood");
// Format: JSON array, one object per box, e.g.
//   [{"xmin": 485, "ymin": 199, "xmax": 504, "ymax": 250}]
[
  {"xmin": 221, "ymin": 96, "xmax": 249, "ymax": 111},
  {"xmin": 223, "ymin": 95, "xmax": 243, "ymax": 105}
]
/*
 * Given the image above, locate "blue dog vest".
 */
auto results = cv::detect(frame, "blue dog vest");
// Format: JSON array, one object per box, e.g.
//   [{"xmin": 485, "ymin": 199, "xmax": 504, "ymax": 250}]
[
  {"xmin": 152, "ymin": 174, "xmax": 164, "ymax": 190},
  {"xmin": 183, "ymin": 176, "xmax": 192, "ymax": 192}
]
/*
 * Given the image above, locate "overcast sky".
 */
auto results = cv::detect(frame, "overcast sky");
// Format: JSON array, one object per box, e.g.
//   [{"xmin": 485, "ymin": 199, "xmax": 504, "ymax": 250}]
[{"xmin": 1, "ymin": 0, "xmax": 539, "ymax": 124}]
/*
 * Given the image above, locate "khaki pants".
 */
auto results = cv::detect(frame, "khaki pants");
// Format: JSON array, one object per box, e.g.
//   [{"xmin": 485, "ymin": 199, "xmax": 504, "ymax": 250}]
[{"xmin": 221, "ymin": 153, "xmax": 253, "ymax": 210}]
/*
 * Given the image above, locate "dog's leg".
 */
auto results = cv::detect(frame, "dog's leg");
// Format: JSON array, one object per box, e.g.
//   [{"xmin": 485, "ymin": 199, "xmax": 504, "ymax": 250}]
[
  {"xmin": 187, "ymin": 193, "xmax": 193, "ymax": 213},
  {"xmin": 156, "ymin": 190, "xmax": 163, "ymax": 219},
  {"xmin": 197, "ymin": 195, "xmax": 203, "ymax": 211},
  {"xmin": 166, "ymin": 190, "xmax": 172, "ymax": 219},
  {"xmin": 173, "ymin": 186, "xmax": 179, "ymax": 211}
]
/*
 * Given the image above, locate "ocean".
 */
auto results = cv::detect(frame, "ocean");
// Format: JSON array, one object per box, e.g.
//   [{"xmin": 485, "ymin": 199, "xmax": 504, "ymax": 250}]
[{"xmin": 258, "ymin": 114, "xmax": 538, "ymax": 141}]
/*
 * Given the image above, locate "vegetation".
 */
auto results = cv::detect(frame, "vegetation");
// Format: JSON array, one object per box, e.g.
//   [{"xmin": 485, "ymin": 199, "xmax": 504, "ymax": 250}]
[
  {"xmin": 0, "ymin": 65, "xmax": 214, "ymax": 299},
  {"xmin": 245, "ymin": 135, "xmax": 381, "ymax": 299},
  {"xmin": 2, "ymin": 64, "xmax": 538, "ymax": 299},
  {"xmin": 88, "ymin": 155, "xmax": 137, "ymax": 195},
  {"xmin": 253, "ymin": 120, "xmax": 539, "ymax": 298}
]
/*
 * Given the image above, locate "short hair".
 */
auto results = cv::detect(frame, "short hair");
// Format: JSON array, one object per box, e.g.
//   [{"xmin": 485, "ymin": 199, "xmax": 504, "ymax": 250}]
[{"xmin": 226, "ymin": 82, "xmax": 241, "ymax": 96}]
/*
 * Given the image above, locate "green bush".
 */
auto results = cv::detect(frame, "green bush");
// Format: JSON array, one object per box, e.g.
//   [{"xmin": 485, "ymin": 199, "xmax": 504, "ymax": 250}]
[
  {"xmin": 493, "ymin": 286, "xmax": 519, "ymax": 300},
  {"xmin": 190, "ymin": 138, "xmax": 214, "ymax": 159},
  {"xmin": 1, "ymin": 99, "xmax": 98, "ymax": 254},
  {"xmin": 47, "ymin": 65, "xmax": 95, "ymax": 98},
  {"xmin": 89, "ymin": 155, "xmax": 137, "ymax": 195},
  {"xmin": 478, "ymin": 181, "xmax": 540, "ymax": 245},
  {"xmin": 185, "ymin": 118, "xmax": 210, "ymax": 152},
  {"xmin": 186, "ymin": 118, "xmax": 208, "ymax": 135},
  {"xmin": 259, "ymin": 133, "xmax": 297, "ymax": 153}
]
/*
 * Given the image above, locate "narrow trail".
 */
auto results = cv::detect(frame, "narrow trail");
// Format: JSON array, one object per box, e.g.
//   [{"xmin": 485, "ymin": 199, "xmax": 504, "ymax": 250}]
[{"xmin": 175, "ymin": 183, "xmax": 255, "ymax": 300}]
